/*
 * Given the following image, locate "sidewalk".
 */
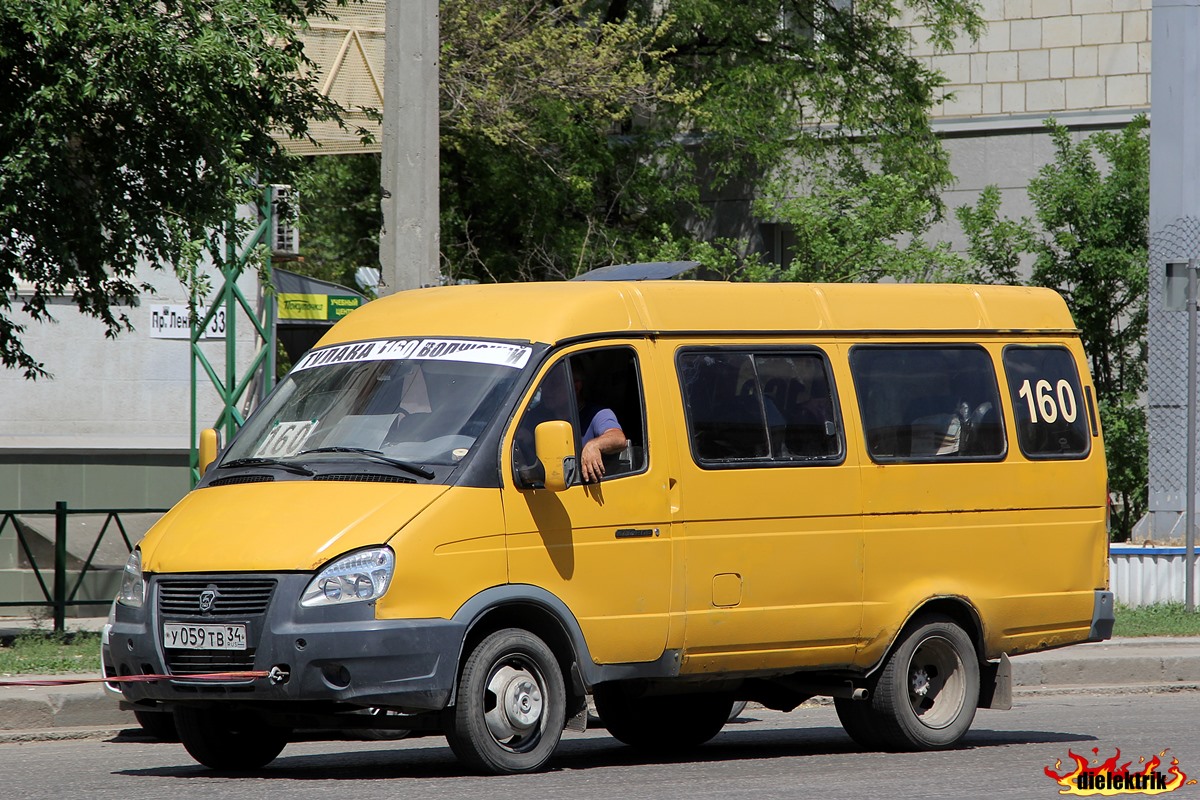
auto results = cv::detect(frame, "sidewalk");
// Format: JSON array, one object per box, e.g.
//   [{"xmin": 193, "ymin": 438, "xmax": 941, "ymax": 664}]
[{"xmin": 2, "ymin": 623, "xmax": 1200, "ymax": 741}]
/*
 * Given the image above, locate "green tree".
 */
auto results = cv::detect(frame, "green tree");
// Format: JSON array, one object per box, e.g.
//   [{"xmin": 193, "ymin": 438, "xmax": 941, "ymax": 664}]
[
  {"xmin": 750, "ymin": 173, "xmax": 969, "ymax": 284},
  {"xmin": 438, "ymin": 0, "xmax": 689, "ymax": 281},
  {"xmin": 956, "ymin": 117, "xmax": 1150, "ymax": 539},
  {"xmin": 290, "ymin": 153, "xmax": 382, "ymax": 291},
  {"xmin": 431, "ymin": 0, "xmax": 984, "ymax": 282},
  {"xmin": 0, "ymin": 0, "xmax": 350, "ymax": 377}
]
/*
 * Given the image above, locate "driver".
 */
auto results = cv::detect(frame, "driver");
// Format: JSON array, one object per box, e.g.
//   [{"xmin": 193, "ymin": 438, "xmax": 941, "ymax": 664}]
[
  {"xmin": 517, "ymin": 365, "xmax": 626, "ymax": 484},
  {"xmin": 573, "ymin": 370, "xmax": 626, "ymax": 483}
]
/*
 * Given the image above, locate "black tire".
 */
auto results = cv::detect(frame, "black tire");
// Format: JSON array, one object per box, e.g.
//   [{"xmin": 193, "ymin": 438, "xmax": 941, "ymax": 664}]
[
  {"xmin": 593, "ymin": 685, "xmax": 732, "ymax": 751},
  {"xmin": 133, "ymin": 709, "xmax": 178, "ymax": 742},
  {"xmin": 871, "ymin": 614, "xmax": 980, "ymax": 751},
  {"xmin": 446, "ymin": 628, "xmax": 566, "ymax": 775},
  {"xmin": 833, "ymin": 696, "xmax": 887, "ymax": 750},
  {"xmin": 174, "ymin": 707, "xmax": 290, "ymax": 770}
]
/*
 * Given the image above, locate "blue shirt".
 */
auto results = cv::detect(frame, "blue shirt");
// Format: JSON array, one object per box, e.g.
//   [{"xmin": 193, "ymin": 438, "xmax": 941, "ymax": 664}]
[{"xmin": 581, "ymin": 405, "xmax": 620, "ymax": 445}]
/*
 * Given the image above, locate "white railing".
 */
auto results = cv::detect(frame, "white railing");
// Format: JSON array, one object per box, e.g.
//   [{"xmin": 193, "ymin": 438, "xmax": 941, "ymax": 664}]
[{"xmin": 1110, "ymin": 546, "xmax": 1200, "ymax": 607}]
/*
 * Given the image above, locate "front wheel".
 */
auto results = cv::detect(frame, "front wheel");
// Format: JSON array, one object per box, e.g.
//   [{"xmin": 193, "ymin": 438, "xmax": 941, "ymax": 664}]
[
  {"xmin": 133, "ymin": 708, "xmax": 178, "ymax": 742},
  {"xmin": 871, "ymin": 614, "xmax": 980, "ymax": 750},
  {"xmin": 446, "ymin": 628, "xmax": 566, "ymax": 775},
  {"xmin": 174, "ymin": 707, "xmax": 290, "ymax": 770}
]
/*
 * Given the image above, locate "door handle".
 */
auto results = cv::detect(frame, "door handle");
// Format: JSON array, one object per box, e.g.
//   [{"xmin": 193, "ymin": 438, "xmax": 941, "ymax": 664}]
[{"xmin": 614, "ymin": 528, "xmax": 658, "ymax": 539}]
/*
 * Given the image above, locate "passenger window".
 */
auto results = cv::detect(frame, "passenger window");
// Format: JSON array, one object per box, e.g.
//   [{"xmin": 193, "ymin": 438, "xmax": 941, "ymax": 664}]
[
  {"xmin": 849, "ymin": 346, "xmax": 1006, "ymax": 462},
  {"xmin": 512, "ymin": 348, "xmax": 646, "ymax": 487},
  {"xmin": 1002, "ymin": 346, "xmax": 1090, "ymax": 459},
  {"xmin": 677, "ymin": 349, "xmax": 843, "ymax": 466}
]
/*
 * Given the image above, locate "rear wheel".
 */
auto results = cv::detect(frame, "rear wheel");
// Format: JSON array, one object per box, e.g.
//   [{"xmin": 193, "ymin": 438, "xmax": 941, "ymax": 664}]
[
  {"xmin": 872, "ymin": 614, "xmax": 980, "ymax": 750},
  {"xmin": 174, "ymin": 707, "xmax": 289, "ymax": 770},
  {"xmin": 593, "ymin": 685, "xmax": 732, "ymax": 751},
  {"xmin": 446, "ymin": 628, "xmax": 566, "ymax": 774}
]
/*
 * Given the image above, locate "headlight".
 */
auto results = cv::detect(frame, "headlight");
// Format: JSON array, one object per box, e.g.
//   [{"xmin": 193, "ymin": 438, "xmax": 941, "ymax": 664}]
[
  {"xmin": 300, "ymin": 547, "xmax": 394, "ymax": 608},
  {"xmin": 117, "ymin": 549, "xmax": 144, "ymax": 608}
]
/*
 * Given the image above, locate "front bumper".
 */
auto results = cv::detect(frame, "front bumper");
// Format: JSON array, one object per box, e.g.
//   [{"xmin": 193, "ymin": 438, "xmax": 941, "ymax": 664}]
[{"xmin": 109, "ymin": 573, "xmax": 465, "ymax": 712}]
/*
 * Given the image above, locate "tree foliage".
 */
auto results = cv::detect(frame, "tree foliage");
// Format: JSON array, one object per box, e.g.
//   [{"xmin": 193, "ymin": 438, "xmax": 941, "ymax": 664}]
[
  {"xmin": 752, "ymin": 173, "xmax": 967, "ymax": 283},
  {"xmin": 2, "ymin": 0, "xmax": 989, "ymax": 375},
  {"xmin": 431, "ymin": 0, "xmax": 984, "ymax": 282},
  {"xmin": 0, "ymin": 0, "xmax": 348, "ymax": 377},
  {"xmin": 956, "ymin": 117, "xmax": 1150, "ymax": 539},
  {"xmin": 290, "ymin": 153, "xmax": 382, "ymax": 291}
]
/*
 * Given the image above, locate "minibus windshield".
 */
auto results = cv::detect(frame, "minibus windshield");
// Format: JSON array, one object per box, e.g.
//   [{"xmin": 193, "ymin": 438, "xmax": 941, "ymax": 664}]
[{"xmin": 220, "ymin": 338, "xmax": 532, "ymax": 471}]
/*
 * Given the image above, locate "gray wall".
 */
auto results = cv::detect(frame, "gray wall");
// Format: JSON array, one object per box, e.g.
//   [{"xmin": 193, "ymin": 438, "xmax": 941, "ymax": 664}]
[
  {"xmin": 0, "ymin": 453, "xmax": 189, "ymax": 510},
  {"xmin": 0, "ymin": 255, "xmax": 263, "ymax": 513}
]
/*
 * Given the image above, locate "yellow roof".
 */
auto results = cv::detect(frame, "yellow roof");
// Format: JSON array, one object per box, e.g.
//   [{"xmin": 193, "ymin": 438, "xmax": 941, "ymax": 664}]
[{"xmin": 317, "ymin": 281, "xmax": 1077, "ymax": 348}]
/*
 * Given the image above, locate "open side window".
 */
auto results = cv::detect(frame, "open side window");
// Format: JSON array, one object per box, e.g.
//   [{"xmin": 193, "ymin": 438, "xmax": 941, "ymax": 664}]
[{"xmin": 512, "ymin": 347, "xmax": 646, "ymax": 488}]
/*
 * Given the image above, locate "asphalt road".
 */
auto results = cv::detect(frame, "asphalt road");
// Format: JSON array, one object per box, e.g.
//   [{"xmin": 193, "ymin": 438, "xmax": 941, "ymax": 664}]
[{"xmin": 5, "ymin": 691, "xmax": 1200, "ymax": 800}]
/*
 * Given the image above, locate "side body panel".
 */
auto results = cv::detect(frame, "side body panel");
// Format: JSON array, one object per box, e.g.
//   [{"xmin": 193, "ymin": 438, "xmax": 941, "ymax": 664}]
[
  {"xmin": 849, "ymin": 338, "xmax": 1108, "ymax": 666},
  {"xmin": 662, "ymin": 338, "xmax": 866, "ymax": 674}
]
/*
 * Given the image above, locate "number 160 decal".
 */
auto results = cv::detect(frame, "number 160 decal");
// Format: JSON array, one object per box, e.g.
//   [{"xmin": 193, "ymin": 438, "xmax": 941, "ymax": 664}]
[{"xmin": 1017, "ymin": 379, "xmax": 1077, "ymax": 424}]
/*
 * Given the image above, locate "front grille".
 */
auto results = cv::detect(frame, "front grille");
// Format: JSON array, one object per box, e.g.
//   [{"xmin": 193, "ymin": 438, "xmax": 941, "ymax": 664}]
[
  {"xmin": 157, "ymin": 578, "xmax": 276, "ymax": 676},
  {"xmin": 158, "ymin": 579, "xmax": 276, "ymax": 617},
  {"xmin": 166, "ymin": 649, "xmax": 258, "ymax": 674}
]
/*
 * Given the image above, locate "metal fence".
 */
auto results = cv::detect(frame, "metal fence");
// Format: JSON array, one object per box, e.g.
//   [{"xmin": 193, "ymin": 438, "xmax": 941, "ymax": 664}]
[
  {"xmin": 1110, "ymin": 546, "xmax": 1200, "ymax": 608},
  {"xmin": 0, "ymin": 502, "xmax": 166, "ymax": 631}
]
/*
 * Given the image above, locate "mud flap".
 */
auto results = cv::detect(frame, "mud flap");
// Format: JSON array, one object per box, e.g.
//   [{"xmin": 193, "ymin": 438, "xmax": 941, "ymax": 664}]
[
  {"xmin": 978, "ymin": 652, "xmax": 1012, "ymax": 710},
  {"xmin": 565, "ymin": 704, "xmax": 588, "ymax": 732}
]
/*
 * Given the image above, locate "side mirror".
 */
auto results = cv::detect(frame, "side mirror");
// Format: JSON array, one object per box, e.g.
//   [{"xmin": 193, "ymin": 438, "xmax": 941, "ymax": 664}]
[
  {"xmin": 534, "ymin": 420, "xmax": 576, "ymax": 492},
  {"xmin": 198, "ymin": 428, "xmax": 222, "ymax": 476}
]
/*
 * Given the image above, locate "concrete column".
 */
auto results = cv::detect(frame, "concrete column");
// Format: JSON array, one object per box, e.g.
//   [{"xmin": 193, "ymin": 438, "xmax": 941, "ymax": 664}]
[
  {"xmin": 1150, "ymin": 1, "xmax": 1200, "ymax": 233},
  {"xmin": 1145, "ymin": 0, "xmax": 1200, "ymax": 539},
  {"xmin": 378, "ymin": 0, "xmax": 442, "ymax": 294}
]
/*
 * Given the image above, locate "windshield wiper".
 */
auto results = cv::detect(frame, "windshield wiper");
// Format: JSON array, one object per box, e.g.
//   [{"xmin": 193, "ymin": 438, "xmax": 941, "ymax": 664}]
[
  {"xmin": 296, "ymin": 447, "xmax": 436, "ymax": 480},
  {"xmin": 217, "ymin": 457, "xmax": 315, "ymax": 477}
]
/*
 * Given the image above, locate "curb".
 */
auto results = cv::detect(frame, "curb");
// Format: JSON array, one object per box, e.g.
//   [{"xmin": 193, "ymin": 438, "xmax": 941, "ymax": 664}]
[
  {"xmin": 1010, "ymin": 640, "xmax": 1200, "ymax": 688},
  {"xmin": 0, "ymin": 682, "xmax": 134, "ymax": 733},
  {"xmin": 0, "ymin": 725, "xmax": 131, "ymax": 744}
]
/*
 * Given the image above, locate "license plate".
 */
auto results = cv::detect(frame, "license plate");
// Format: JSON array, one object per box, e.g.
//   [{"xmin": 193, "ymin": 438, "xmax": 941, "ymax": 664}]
[{"xmin": 163, "ymin": 623, "xmax": 247, "ymax": 651}]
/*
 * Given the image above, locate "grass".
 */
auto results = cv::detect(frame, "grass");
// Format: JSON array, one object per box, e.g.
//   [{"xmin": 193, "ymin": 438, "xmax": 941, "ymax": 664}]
[
  {"xmin": 1114, "ymin": 603, "xmax": 1200, "ymax": 638},
  {"xmin": 0, "ymin": 631, "xmax": 102, "ymax": 675}
]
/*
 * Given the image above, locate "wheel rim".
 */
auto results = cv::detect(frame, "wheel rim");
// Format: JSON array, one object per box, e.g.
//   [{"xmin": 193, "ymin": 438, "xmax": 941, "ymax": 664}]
[
  {"xmin": 483, "ymin": 656, "xmax": 546, "ymax": 753},
  {"xmin": 906, "ymin": 635, "xmax": 967, "ymax": 729}
]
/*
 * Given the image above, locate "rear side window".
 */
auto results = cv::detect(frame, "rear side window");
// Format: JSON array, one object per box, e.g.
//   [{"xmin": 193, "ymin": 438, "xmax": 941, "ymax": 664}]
[
  {"xmin": 850, "ymin": 345, "xmax": 1005, "ymax": 462},
  {"xmin": 1002, "ymin": 346, "xmax": 1091, "ymax": 459},
  {"xmin": 677, "ymin": 349, "xmax": 843, "ymax": 467}
]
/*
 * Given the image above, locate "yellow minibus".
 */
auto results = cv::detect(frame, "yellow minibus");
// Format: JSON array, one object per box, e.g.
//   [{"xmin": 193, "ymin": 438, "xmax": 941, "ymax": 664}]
[{"xmin": 107, "ymin": 277, "xmax": 1113, "ymax": 774}]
